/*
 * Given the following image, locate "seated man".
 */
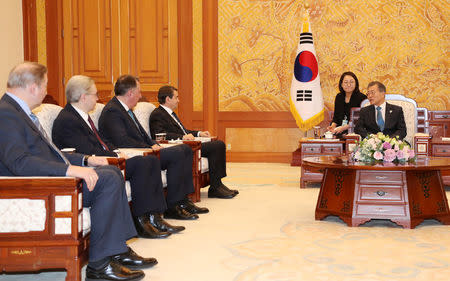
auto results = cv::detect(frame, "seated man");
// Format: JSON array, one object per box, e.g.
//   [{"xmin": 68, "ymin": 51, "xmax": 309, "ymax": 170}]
[
  {"xmin": 99, "ymin": 75, "xmax": 208, "ymax": 220},
  {"xmin": 150, "ymin": 85, "xmax": 238, "ymax": 199},
  {"xmin": 0, "ymin": 62, "xmax": 154, "ymax": 281},
  {"xmin": 355, "ymin": 81, "xmax": 407, "ymax": 140},
  {"xmin": 52, "ymin": 75, "xmax": 185, "ymax": 237}
]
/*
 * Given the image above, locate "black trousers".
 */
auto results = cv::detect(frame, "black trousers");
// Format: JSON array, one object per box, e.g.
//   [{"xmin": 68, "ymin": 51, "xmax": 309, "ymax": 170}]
[
  {"xmin": 159, "ymin": 143, "xmax": 194, "ymax": 207},
  {"xmin": 83, "ymin": 165, "xmax": 137, "ymax": 262},
  {"xmin": 201, "ymin": 140, "xmax": 227, "ymax": 187},
  {"xmin": 125, "ymin": 155, "xmax": 167, "ymax": 216}
]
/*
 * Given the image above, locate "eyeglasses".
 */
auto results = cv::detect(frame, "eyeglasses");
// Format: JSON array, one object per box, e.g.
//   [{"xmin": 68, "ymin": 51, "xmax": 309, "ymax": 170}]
[{"xmin": 85, "ymin": 92, "xmax": 99, "ymax": 98}]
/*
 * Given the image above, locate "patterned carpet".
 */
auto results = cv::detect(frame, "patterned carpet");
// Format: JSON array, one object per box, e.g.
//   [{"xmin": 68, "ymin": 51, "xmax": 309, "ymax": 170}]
[{"xmin": 1, "ymin": 163, "xmax": 449, "ymax": 281}]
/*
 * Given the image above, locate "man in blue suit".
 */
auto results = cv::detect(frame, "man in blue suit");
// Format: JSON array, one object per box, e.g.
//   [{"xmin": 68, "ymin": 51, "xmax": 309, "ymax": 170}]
[
  {"xmin": 355, "ymin": 81, "xmax": 407, "ymax": 140},
  {"xmin": 0, "ymin": 62, "xmax": 153, "ymax": 281}
]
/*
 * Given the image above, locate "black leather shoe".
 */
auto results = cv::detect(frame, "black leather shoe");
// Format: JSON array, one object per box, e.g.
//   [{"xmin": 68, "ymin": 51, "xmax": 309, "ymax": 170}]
[
  {"xmin": 86, "ymin": 260, "xmax": 144, "ymax": 281},
  {"xmin": 149, "ymin": 213, "xmax": 185, "ymax": 233},
  {"xmin": 208, "ymin": 185, "xmax": 236, "ymax": 199},
  {"xmin": 221, "ymin": 184, "xmax": 239, "ymax": 195},
  {"xmin": 180, "ymin": 200, "xmax": 209, "ymax": 214},
  {"xmin": 112, "ymin": 247, "xmax": 158, "ymax": 270},
  {"xmin": 133, "ymin": 215, "xmax": 171, "ymax": 239},
  {"xmin": 164, "ymin": 205, "xmax": 199, "ymax": 220}
]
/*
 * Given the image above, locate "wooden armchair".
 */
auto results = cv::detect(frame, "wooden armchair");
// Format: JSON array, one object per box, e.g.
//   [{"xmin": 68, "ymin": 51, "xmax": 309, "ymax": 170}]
[
  {"xmin": 133, "ymin": 101, "xmax": 207, "ymax": 202},
  {"xmin": 345, "ymin": 94, "xmax": 431, "ymax": 155},
  {"xmin": 0, "ymin": 177, "xmax": 89, "ymax": 281}
]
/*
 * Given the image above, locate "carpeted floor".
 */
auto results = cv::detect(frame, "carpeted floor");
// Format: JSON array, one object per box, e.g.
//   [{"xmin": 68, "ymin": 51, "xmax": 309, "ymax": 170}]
[{"xmin": 1, "ymin": 163, "xmax": 449, "ymax": 281}]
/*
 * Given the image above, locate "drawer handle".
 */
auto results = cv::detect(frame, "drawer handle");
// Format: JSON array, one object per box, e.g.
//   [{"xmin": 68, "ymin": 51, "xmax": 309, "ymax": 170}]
[
  {"xmin": 329, "ymin": 148, "xmax": 334, "ymax": 151},
  {"xmin": 376, "ymin": 190, "xmax": 386, "ymax": 196},
  {"xmin": 375, "ymin": 176, "xmax": 387, "ymax": 179},
  {"xmin": 442, "ymin": 115, "xmax": 448, "ymax": 118}
]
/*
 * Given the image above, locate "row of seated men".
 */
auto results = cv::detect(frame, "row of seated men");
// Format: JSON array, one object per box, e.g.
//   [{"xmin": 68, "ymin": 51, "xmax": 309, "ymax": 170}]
[{"xmin": 0, "ymin": 62, "xmax": 238, "ymax": 281}]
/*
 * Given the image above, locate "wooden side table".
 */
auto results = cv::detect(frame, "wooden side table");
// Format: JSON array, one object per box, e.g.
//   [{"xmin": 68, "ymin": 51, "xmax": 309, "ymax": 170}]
[{"xmin": 299, "ymin": 139, "xmax": 345, "ymax": 188}]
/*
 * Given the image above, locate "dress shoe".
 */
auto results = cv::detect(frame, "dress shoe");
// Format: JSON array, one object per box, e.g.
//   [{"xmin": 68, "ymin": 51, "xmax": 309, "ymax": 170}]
[
  {"xmin": 149, "ymin": 213, "xmax": 185, "ymax": 233},
  {"xmin": 133, "ymin": 215, "xmax": 171, "ymax": 239},
  {"xmin": 208, "ymin": 185, "xmax": 236, "ymax": 199},
  {"xmin": 221, "ymin": 184, "xmax": 239, "ymax": 195},
  {"xmin": 112, "ymin": 246, "xmax": 158, "ymax": 269},
  {"xmin": 180, "ymin": 200, "xmax": 209, "ymax": 214},
  {"xmin": 85, "ymin": 260, "xmax": 144, "ymax": 281},
  {"xmin": 164, "ymin": 205, "xmax": 199, "ymax": 220}
]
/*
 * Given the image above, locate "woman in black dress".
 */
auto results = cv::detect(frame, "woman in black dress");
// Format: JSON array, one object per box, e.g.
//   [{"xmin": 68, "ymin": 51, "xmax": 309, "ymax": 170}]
[{"xmin": 327, "ymin": 71, "xmax": 367, "ymax": 136}]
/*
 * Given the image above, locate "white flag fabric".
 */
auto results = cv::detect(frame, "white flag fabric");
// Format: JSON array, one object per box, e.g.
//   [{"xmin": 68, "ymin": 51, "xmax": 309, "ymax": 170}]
[{"xmin": 289, "ymin": 12, "xmax": 324, "ymax": 131}]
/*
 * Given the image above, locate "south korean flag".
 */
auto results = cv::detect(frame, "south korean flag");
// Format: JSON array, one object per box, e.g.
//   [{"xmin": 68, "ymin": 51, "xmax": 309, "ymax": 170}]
[{"xmin": 289, "ymin": 11, "xmax": 324, "ymax": 131}]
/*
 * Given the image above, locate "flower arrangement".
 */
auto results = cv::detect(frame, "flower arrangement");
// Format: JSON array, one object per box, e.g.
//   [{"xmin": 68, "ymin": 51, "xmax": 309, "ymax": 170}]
[{"xmin": 351, "ymin": 133, "xmax": 415, "ymax": 163}]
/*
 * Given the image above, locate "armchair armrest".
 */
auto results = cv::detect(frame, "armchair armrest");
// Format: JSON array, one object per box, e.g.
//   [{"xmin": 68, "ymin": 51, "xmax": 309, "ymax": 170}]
[
  {"xmin": 107, "ymin": 157, "xmax": 126, "ymax": 170},
  {"xmin": 0, "ymin": 176, "xmax": 89, "ymax": 280}
]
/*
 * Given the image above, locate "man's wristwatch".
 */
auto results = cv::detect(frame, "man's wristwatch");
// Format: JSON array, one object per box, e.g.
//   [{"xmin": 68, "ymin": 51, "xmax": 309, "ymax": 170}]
[{"xmin": 83, "ymin": 156, "xmax": 90, "ymax": 166}]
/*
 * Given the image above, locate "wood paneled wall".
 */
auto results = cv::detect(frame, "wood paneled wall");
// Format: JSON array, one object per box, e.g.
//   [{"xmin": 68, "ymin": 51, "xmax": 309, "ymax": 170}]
[
  {"xmin": 62, "ymin": 0, "xmax": 178, "ymax": 104},
  {"xmin": 24, "ymin": 0, "xmax": 298, "ymax": 163}
]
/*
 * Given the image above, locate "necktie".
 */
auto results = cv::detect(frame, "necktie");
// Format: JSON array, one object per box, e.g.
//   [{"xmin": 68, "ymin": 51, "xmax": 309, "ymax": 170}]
[
  {"xmin": 29, "ymin": 113, "xmax": 70, "ymax": 164},
  {"xmin": 128, "ymin": 110, "xmax": 141, "ymax": 132},
  {"xmin": 171, "ymin": 112, "xmax": 187, "ymax": 135},
  {"xmin": 87, "ymin": 115, "xmax": 110, "ymax": 151},
  {"xmin": 376, "ymin": 106, "xmax": 385, "ymax": 131},
  {"xmin": 128, "ymin": 109, "xmax": 149, "ymax": 138}
]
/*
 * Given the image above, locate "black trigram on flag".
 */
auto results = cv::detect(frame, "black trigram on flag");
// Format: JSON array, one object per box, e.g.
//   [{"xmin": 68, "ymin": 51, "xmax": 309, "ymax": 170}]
[
  {"xmin": 296, "ymin": 90, "xmax": 312, "ymax": 101},
  {"xmin": 300, "ymin": 32, "xmax": 313, "ymax": 45}
]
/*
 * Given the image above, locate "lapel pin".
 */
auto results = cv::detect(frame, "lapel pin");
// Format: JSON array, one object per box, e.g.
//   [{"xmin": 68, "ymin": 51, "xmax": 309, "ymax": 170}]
[{"xmin": 389, "ymin": 110, "xmax": 392, "ymax": 113}]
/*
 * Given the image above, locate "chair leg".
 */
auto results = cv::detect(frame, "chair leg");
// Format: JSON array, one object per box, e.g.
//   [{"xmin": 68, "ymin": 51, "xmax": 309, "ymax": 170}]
[{"xmin": 65, "ymin": 258, "xmax": 82, "ymax": 281}]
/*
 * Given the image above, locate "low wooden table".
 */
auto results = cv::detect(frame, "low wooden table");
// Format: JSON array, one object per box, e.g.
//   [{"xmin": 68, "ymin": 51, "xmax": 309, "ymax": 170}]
[{"xmin": 302, "ymin": 156, "xmax": 450, "ymax": 228}]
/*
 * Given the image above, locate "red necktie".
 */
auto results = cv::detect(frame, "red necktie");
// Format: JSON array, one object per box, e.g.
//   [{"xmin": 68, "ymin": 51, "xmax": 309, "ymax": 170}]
[{"xmin": 87, "ymin": 115, "xmax": 110, "ymax": 151}]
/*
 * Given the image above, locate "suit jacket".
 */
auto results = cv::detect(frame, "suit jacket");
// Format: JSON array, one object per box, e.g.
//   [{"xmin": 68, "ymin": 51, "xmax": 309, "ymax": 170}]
[
  {"xmin": 99, "ymin": 96, "xmax": 157, "ymax": 148},
  {"xmin": 355, "ymin": 102, "xmax": 407, "ymax": 139},
  {"xmin": 0, "ymin": 94, "xmax": 83, "ymax": 176},
  {"xmin": 149, "ymin": 106, "xmax": 198, "ymax": 140},
  {"xmin": 52, "ymin": 103, "xmax": 118, "ymax": 157}
]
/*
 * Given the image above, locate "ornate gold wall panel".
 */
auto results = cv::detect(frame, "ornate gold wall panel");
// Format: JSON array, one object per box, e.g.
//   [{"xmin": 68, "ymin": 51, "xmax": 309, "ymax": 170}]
[
  {"xmin": 36, "ymin": 0, "xmax": 47, "ymax": 65},
  {"xmin": 193, "ymin": 0, "xmax": 204, "ymax": 111},
  {"xmin": 218, "ymin": 0, "xmax": 449, "ymax": 112}
]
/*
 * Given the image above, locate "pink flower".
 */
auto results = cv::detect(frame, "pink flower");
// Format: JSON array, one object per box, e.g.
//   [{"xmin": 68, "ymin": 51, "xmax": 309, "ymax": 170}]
[
  {"xmin": 373, "ymin": 151, "xmax": 383, "ymax": 160},
  {"xmin": 382, "ymin": 141, "xmax": 392, "ymax": 149},
  {"xmin": 409, "ymin": 150, "xmax": 415, "ymax": 158},
  {"xmin": 396, "ymin": 150, "xmax": 405, "ymax": 160},
  {"xmin": 383, "ymin": 149, "xmax": 396, "ymax": 162}
]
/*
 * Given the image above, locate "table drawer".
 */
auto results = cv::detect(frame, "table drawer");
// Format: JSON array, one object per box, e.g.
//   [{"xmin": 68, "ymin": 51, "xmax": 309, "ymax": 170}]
[
  {"xmin": 302, "ymin": 145, "xmax": 321, "ymax": 154},
  {"xmin": 356, "ymin": 204, "xmax": 407, "ymax": 216},
  {"xmin": 322, "ymin": 145, "xmax": 342, "ymax": 155},
  {"xmin": 359, "ymin": 171, "xmax": 403, "ymax": 185},
  {"xmin": 358, "ymin": 186, "xmax": 404, "ymax": 202},
  {"xmin": 432, "ymin": 145, "xmax": 450, "ymax": 157}
]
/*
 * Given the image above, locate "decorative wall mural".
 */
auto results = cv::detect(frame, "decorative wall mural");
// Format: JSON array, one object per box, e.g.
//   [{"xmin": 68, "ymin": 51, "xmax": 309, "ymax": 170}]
[{"xmin": 218, "ymin": 0, "xmax": 449, "ymax": 112}]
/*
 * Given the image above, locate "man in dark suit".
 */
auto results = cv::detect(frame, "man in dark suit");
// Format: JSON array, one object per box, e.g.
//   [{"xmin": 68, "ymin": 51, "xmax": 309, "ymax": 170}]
[
  {"xmin": 0, "ymin": 62, "xmax": 154, "ymax": 281},
  {"xmin": 99, "ymin": 75, "xmax": 208, "ymax": 220},
  {"xmin": 150, "ymin": 85, "xmax": 238, "ymax": 199},
  {"xmin": 52, "ymin": 75, "xmax": 186, "ymax": 237},
  {"xmin": 355, "ymin": 81, "xmax": 407, "ymax": 140}
]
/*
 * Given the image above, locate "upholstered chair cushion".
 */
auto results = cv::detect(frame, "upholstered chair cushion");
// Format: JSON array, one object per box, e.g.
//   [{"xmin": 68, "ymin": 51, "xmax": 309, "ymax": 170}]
[
  {"xmin": 133, "ymin": 101, "xmax": 156, "ymax": 136},
  {"xmin": 89, "ymin": 103, "xmax": 105, "ymax": 129},
  {"xmin": 32, "ymin": 103, "xmax": 64, "ymax": 142}
]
